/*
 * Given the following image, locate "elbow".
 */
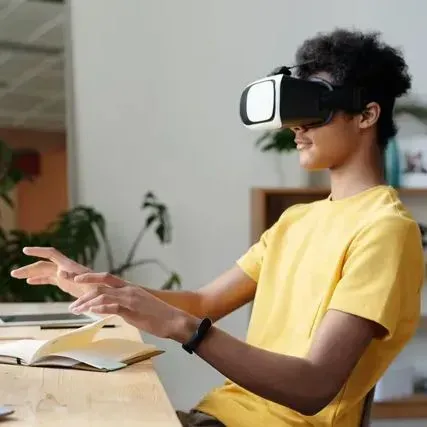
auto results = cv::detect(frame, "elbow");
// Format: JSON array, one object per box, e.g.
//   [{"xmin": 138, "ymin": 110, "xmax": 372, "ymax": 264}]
[
  {"xmin": 296, "ymin": 396, "xmax": 334, "ymax": 417},
  {"xmin": 293, "ymin": 366, "xmax": 341, "ymax": 416},
  {"xmin": 289, "ymin": 388, "xmax": 338, "ymax": 416},
  {"xmin": 297, "ymin": 398, "xmax": 330, "ymax": 416}
]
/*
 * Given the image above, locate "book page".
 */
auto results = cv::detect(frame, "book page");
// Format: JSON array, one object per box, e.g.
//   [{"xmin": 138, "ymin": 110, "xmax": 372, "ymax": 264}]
[
  {"xmin": 30, "ymin": 315, "xmax": 115, "ymax": 364},
  {"xmin": 31, "ymin": 355, "xmax": 81, "ymax": 368},
  {"xmin": 73, "ymin": 338, "xmax": 159, "ymax": 362},
  {"xmin": 35, "ymin": 338, "xmax": 160, "ymax": 371},
  {"xmin": 0, "ymin": 339, "xmax": 47, "ymax": 364},
  {"xmin": 56, "ymin": 338, "xmax": 158, "ymax": 369}
]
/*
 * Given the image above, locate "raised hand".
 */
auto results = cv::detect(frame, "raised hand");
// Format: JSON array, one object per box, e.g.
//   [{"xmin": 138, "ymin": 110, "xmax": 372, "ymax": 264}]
[
  {"xmin": 10, "ymin": 247, "xmax": 93, "ymax": 299},
  {"xmin": 69, "ymin": 272, "xmax": 197, "ymax": 341}
]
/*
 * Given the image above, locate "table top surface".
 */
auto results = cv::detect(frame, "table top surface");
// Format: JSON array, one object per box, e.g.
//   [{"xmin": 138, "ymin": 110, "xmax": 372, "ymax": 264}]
[{"xmin": 0, "ymin": 303, "xmax": 181, "ymax": 427}]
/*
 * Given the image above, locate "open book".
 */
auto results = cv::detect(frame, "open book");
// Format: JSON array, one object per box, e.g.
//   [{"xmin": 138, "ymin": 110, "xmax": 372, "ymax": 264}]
[{"xmin": 0, "ymin": 316, "xmax": 163, "ymax": 372}]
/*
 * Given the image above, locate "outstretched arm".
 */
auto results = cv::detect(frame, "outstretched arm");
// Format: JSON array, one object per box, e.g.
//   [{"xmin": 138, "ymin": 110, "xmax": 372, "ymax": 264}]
[
  {"xmin": 10, "ymin": 247, "xmax": 256, "ymax": 322},
  {"xmin": 173, "ymin": 309, "xmax": 379, "ymax": 415},
  {"xmin": 143, "ymin": 265, "xmax": 257, "ymax": 321},
  {"xmin": 68, "ymin": 275, "xmax": 379, "ymax": 416}
]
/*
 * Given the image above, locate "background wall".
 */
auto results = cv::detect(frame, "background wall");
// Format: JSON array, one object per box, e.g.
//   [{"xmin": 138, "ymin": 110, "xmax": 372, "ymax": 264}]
[{"xmin": 67, "ymin": 1, "xmax": 427, "ymax": 424}]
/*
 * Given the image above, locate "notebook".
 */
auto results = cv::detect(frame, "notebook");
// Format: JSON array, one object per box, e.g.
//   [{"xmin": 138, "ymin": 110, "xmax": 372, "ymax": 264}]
[{"xmin": 0, "ymin": 316, "xmax": 163, "ymax": 372}]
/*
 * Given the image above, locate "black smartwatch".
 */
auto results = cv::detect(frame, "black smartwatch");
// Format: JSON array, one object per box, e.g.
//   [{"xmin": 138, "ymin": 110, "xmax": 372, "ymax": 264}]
[{"xmin": 182, "ymin": 318, "xmax": 212, "ymax": 354}]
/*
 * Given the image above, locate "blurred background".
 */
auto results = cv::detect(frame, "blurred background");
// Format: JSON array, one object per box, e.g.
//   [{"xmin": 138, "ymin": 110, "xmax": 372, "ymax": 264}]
[{"xmin": 1, "ymin": 1, "xmax": 427, "ymax": 425}]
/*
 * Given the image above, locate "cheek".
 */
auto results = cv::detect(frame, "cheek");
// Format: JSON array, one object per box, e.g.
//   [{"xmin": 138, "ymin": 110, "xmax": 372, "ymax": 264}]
[
  {"xmin": 299, "ymin": 126, "xmax": 353, "ymax": 168},
  {"xmin": 310, "ymin": 125, "xmax": 354, "ymax": 156}
]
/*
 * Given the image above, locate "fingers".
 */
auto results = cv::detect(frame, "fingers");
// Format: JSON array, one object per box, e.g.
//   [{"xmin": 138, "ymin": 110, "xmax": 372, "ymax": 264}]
[
  {"xmin": 21, "ymin": 247, "xmax": 88, "ymax": 273},
  {"xmin": 11, "ymin": 261, "xmax": 55, "ymax": 279},
  {"xmin": 73, "ymin": 272, "xmax": 127, "ymax": 288},
  {"xmin": 68, "ymin": 286, "xmax": 120, "ymax": 312},
  {"xmin": 88, "ymin": 303, "xmax": 128, "ymax": 315},
  {"xmin": 88, "ymin": 304, "xmax": 134, "ymax": 322},
  {"xmin": 70, "ymin": 290, "xmax": 129, "ymax": 314},
  {"xmin": 26, "ymin": 275, "xmax": 56, "ymax": 285},
  {"xmin": 22, "ymin": 247, "xmax": 69, "ymax": 264}
]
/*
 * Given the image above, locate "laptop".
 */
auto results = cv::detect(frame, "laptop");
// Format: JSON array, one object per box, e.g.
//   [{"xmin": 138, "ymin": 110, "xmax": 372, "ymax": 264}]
[
  {"xmin": 0, "ymin": 406, "xmax": 14, "ymax": 418},
  {"xmin": 0, "ymin": 312, "xmax": 99, "ymax": 328}
]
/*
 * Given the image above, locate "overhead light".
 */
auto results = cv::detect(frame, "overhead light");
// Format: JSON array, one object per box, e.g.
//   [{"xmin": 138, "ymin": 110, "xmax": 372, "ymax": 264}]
[{"xmin": 0, "ymin": 41, "xmax": 62, "ymax": 56}]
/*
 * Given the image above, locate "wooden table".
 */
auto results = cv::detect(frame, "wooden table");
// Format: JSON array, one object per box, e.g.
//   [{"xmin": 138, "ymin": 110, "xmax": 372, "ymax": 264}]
[{"xmin": 0, "ymin": 303, "xmax": 181, "ymax": 426}]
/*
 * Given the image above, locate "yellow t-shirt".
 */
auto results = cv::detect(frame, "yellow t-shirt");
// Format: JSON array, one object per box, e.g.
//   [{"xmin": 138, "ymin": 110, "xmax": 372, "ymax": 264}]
[{"xmin": 196, "ymin": 185, "xmax": 424, "ymax": 426}]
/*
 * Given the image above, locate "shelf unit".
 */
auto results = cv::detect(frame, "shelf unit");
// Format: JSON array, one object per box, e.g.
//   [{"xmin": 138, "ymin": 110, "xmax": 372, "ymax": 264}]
[
  {"xmin": 372, "ymin": 394, "xmax": 427, "ymax": 419},
  {"xmin": 250, "ymin": 186, "xmax": 427, "ymax": 244},
  {"xmin": 250, "ymin": 186, "xmax": 427, "ymax": 420}
]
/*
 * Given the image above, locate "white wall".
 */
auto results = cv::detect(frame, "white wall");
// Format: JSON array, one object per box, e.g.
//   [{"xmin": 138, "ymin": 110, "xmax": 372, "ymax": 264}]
[{"xmin": 67, "ymin": 0, "xmax": 427, "ymax": 424}]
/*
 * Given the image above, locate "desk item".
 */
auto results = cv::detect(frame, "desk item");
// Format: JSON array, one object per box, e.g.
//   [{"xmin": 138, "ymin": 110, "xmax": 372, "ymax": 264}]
[
  {"xmin": 0, "ymin": 315, "xmax": 163, "ymax": 371},
  {"xmin": 0, "ymin": 302, "xmax": 180, "ymax": 426},
  {"xmin": 41, "ymin": 323, "xmax": 116, "ymax": 330},
  {"xmin": 0, "ymin": 406, "xmax": 14, "ymax": 418},
  {"xmin": 0, "ymin": 336, "xmax": 34, "ymax": 341},
  {"xmin": 0, "ymin": 312, "xmax": 97, "ymax": 327}
]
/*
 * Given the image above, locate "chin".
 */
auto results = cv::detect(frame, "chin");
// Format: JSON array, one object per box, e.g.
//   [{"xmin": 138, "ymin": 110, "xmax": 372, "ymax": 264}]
[
  {"xmin": 299, "ymin": 154, "xmax": 324, "ymax": 170},
  {"xmin": 298, "ymin": 149, "xmax": 332, "ymax": 171}
]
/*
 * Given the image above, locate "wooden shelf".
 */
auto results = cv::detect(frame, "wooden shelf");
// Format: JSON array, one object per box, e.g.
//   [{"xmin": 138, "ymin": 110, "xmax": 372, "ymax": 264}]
[
  {"xmin": 399, "ymin": 187, "xmax": 427, "ymax": 195},
  {"xmin": 250, "ymin": 186, "xmax": 427, "ymax": 243},
  {"xmin": 254, "ymin": 186, "xmax": 427, "ymax": 196},
  {"xmin": 372, "ymin": 394, "xmax": 427, "ymax": 419}
]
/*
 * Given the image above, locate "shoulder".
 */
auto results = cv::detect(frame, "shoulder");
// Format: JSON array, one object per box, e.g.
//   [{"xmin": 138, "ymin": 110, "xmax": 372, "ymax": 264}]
[
  {"xmin": 275, "ymin": 199, "xmax": 326, "ymax": 225},
  {"xmin": 355, "ymin": 211, "xmax": 421, "ymax": 245},
  {"xmin": 348, "ymin": 213, "xmax": 423, "ymax": 272},
  {"xmin": 352, "ymin": 186, "xmax": 421, "ymax": 242},
  {"xmin": 348, "ymin": 212, "xmax": 424, "ymax": 290}
]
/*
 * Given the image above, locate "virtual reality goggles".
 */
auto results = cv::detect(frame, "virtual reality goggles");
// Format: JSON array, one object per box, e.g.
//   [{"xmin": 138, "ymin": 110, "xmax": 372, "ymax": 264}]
[{"xmin": 239, "ymin": 65, "xmax": 368, "ymax": 131}]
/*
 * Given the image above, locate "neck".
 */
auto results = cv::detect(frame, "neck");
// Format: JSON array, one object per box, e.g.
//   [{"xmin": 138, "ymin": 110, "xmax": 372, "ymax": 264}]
[{"xmin": 329, "ymin": 146, "xmax": 386, "ymax": 201}]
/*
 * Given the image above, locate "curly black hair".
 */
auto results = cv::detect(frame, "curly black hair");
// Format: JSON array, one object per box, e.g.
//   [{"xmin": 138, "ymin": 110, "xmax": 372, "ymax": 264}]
[{"xmin": 294, "ymin": 28, "xmax": 412, "ymax": 149}]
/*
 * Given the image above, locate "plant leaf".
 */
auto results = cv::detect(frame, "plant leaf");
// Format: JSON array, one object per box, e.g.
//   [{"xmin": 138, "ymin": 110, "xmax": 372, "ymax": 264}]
[{"xmin": 161, "ymin": 272, "xmax": 182, "ymax": 290}]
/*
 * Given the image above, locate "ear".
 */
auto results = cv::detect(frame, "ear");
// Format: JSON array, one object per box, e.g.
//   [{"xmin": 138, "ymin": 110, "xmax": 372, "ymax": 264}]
[{"xmin": 359, "ymin": 102, "xmax": 381, "ymax": 129}]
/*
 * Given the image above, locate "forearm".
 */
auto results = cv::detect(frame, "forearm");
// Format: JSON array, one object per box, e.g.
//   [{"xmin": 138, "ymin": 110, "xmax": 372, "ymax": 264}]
[
  {"xmin": 171, "ymin": 315, "xmax": 333, "ymax": 416},
  {"xmin": 142, "ymin": 266, "xmax": 255, "ymax": 322},
  {"xmin": 143, "ymin": 288, "xmax": 206, "ymax": 318}
]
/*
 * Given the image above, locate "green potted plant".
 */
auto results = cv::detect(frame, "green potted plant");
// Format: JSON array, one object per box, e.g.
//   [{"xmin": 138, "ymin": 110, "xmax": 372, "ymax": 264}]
[
  {"xmin": 254, "ymin": 127, "xmax": 307, "ymax": 187},
  {"xmin": 0, "ymin": 140, "xmax": 180, "ymax": 302},
  {"xmin": 254, "ymin": 128, "xmax": 296, "ymax": 153}
]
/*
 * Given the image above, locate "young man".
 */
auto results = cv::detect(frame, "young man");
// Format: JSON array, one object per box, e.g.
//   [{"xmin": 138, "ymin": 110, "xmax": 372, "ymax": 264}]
[{"xmin": 11, "ymin": 29, "xmax": 425, "ymax": 426}]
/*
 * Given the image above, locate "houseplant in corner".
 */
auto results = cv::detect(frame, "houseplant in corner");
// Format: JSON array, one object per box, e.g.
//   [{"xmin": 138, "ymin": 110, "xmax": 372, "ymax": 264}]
[{"xmin": 0, "ymin": 140, "xmax": 181, "ymax": 302}]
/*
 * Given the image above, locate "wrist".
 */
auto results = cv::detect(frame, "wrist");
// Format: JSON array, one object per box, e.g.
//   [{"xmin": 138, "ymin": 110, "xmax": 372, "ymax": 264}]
[{"xmin": 168, "ymin": 311, "xmax": 199, "ymax": 344}]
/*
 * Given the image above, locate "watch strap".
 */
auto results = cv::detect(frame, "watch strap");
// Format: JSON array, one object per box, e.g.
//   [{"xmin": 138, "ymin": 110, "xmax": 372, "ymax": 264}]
[{"xmin": 182, "ymin": 318, "xmax": 212, "ymax": 354}]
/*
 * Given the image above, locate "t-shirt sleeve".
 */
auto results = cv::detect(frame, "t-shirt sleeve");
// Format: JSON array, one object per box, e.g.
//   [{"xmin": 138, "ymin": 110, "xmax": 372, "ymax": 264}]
[
  {"xmin": 236, "ymin": 204, "xmax": 292, "ymax": 282},
  {"xmin": 236, "ymin": 204, "xmax": 305, "ymax": 282},
  {"xmin": 328, "ymin": 217, "xmax": 424, "ymax": 340},
  {"xmin": 236, "ymin": 225, "xmax": 274, "ymax": 282}
]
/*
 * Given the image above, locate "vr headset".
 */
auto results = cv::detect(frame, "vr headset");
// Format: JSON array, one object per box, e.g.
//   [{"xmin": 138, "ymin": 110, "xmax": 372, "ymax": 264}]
[{"xmin": 239, "ymin": 65, "xmax": 368, "ymax": 131}]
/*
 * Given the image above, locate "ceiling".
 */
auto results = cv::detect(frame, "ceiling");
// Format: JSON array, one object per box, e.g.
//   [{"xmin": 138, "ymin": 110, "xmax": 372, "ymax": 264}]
[{"xmin": 0, "ymin": 0, "xmax": 65, "ymax": 131}]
